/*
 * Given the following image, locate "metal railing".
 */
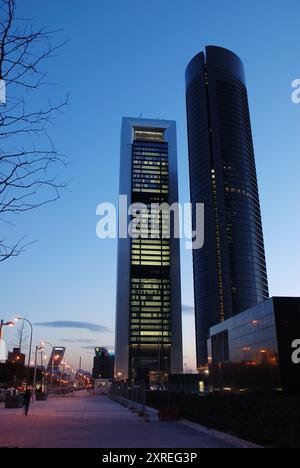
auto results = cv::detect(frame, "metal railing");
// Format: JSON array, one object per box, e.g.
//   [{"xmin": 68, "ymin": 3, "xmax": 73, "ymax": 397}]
[{"xmin": 110, "ymin": 381, "xmax": 147, "ymax": 418}]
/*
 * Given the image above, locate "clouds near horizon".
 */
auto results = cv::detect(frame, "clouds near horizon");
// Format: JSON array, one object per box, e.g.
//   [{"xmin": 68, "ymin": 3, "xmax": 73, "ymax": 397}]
[{"xmin": 34, "ymin": 321, "xmax": 112, "ymax": 333}]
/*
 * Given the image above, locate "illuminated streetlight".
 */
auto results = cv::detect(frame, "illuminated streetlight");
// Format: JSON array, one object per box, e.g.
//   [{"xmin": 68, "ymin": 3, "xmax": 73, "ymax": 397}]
[
  {"xmin": 33, "ymin": 345, "xmax": 44, "ymax": 400},
  {"xmin": 42, "ymin": 341, "xmax": 55, "ymax": 393},
  {"xmin": 0, "ymin": 320, "xmax": 15, "ymax": 338}
]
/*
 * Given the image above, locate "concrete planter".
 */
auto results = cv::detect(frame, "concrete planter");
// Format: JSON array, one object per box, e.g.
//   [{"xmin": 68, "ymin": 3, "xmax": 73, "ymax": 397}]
[
  {"xmin": 5, "ymin": 395, "xmax": 23, "ymax": 408},
  {"xmin": 35, "ymin": 392, "xmax": 48, "ymax": 401},
  {"xmin": 158, "ymin": 407, "xmax": 180, "ymax": 421}
]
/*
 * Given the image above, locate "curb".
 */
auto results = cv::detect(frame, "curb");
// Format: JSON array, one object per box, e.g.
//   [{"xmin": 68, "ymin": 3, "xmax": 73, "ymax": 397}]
[
  {"xmin": 110, "ymin": 396, "xmax": 262, "ymax": 447},
  {"xmin": 179, "ymin": 420, "xmax": 263, "ymax": 449},
  {"xmin": 110, "ymin": 396, "xmax": 159, "ymax": 421}
]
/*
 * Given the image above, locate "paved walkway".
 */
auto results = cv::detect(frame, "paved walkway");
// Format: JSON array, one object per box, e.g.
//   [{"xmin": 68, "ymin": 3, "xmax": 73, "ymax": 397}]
[{"xmin": 0, "ymin": 391, "xmax": 241, "ymax": 448}]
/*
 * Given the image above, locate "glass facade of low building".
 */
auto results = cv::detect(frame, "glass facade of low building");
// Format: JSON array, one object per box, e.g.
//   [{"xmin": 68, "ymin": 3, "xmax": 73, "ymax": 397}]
[{"xmin": 208, "ymin": 297, "xmax": 300, "ymax": 394}]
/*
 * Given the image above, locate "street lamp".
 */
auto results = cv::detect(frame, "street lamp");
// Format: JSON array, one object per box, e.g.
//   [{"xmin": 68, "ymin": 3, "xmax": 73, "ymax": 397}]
[
  {"xmin": 14, "ymin": 317, "xmax": 33, "ymax": 387},
  {"xmin": 41, "ymin": 341, "xmax": 54, "ymax": 393},
  {"xmin": 0, "ymin": 320, "xmax": 15, "ymax": 339},
  {"xmin": 33, "ymin": 345, "xmax": 44, "ymax": 400},
  {"xmin": 61, "ymin": 360, "xmax": 66, "ymax": 383}
]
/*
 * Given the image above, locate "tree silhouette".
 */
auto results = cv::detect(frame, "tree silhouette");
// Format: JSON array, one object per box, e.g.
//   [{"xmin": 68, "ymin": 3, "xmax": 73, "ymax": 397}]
[{"xmin": 0, "ymin": 0, "xmax": 68, "ymax": 261}]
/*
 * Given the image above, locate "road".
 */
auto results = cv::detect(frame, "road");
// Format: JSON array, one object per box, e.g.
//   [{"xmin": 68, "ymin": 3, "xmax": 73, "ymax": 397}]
[{"xmin": 0, "ymin": 391, "xmax": 243, "ymax": 448}]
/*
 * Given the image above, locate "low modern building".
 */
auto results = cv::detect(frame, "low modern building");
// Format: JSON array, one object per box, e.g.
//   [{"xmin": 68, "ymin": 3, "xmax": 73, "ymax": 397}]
[
  {"xmin": 92, "ymin": 347, "xmax": 114, "ymax": 380},
  {"xmin": 47, "ymin": 346, "xmax": 65, "ymax": 373},
  {"xmin": 7, "ymin": 347, "xmax": 26, "ymax": 366},
  {"xmin": 207, "ymin": 297, "xmax": 300, "ymax": 394}
]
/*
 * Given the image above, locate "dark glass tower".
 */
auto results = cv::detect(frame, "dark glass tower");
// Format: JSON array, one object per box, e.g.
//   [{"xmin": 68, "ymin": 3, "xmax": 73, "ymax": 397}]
[{"xmin": 186, "ymin": 46, "xmax": 269, "ymax": 367}]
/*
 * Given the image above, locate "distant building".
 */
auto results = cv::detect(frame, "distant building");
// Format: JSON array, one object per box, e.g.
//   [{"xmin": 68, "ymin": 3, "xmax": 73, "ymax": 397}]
[
  {"xmin": 207, "ymin": 297, "xmax": 300, "ymax": 394},
  {"xmin": 92, "ymin": 347, "xmax": 114, "ymax": 380},
  {"xmin": 185, "ymin": 46, "xmax": 269, "ymax": 367},
  {"xmin": 115, "ymin": 117, "xmax": 183, "ymax": 382},
  {"xmin": 47, "ymin": 347, "xmax": 65, "ymax": 373},
  {"xmin": 7, "ymin": 347, "xmax": 26, "ymax": 366}
]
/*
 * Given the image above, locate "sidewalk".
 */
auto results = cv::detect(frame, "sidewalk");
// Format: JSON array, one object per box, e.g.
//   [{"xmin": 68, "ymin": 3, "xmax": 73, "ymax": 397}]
[{"xmin": 0, "ymin": 391, "xmax": 246, "ymax": 448}]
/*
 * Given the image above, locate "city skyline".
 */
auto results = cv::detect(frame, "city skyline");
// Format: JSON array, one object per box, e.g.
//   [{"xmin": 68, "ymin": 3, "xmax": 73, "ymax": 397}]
[{"xmin": 0, "ymin": 0, "xmax": 299, "ymax": 372}]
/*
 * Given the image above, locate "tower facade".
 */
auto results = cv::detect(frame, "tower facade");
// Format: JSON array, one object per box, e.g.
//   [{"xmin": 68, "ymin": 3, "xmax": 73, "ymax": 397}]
[
  {"xmin": 186, "ymin": 46, "xmax": 269, "ymax": 367},
  {"xmin": 115, "ymin": 117, "xmax": 183, "ymax": 382}
]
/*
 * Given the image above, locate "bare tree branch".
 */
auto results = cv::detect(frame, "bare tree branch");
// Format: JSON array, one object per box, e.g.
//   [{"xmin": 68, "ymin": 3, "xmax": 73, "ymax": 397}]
[
  {"xmin": 0, "ymin": 0, "xmax": 68, "ymax": 261},
  {"xmin": 14, "ymin": 320, "xmax": 29, "ymax": 352}
]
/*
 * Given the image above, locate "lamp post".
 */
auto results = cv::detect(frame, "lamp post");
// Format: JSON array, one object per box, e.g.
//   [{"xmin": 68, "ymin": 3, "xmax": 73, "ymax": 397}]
[
  {"xmin": 61, "ymin": 360, "xmax": 66, "ymax": 384},
  {"xmin": 33, "ymin": 345, "xmax": 44, "ymax": 400},
  {"xmin": 14, "ymin": 317, "xmax": 33, "ymax": 387},
  {"xmin": 40, "ymin": 347, "xmax": 44, "ymax": 390},
  {"xmin": 42, "ymin": 341, "xmax": 54, "ymax": 393},
  {"xmin": 0, "ymin": 320, "xmax": 15, "ymax": 340}
]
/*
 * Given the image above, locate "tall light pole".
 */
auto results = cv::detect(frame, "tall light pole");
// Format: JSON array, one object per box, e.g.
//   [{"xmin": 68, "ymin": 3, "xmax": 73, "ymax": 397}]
[
  {"xmin": 42, "ymin": 341, "xmax": 54, "ymax": 393},
  {"xmin": 61, "ymin": 360, "xmax": 66, "ymax": 384},
  {"xmin": 33, "ymin": 345, "xmax": 44, "ymax": 400},
  {"xmin": 14, "ymin": 317, "xmax": 33, "ymax": 386},
  {"xmin": 40, "ymin": 348, "xmax": 44, "ymax": 389}
]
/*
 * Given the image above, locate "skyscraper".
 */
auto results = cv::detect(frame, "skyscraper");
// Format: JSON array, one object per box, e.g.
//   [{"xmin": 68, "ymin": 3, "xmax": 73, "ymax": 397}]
[
  {"xmin": 115, "ymin": 117, "xmax": 183, "ymax": 382},
  {"xmin": 186, "ymin": 46, "xmax": 269, "ymax": 367}
]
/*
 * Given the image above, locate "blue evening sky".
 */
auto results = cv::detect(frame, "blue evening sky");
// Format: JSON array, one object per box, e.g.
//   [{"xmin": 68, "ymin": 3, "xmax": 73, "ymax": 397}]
[{"xmin": 1, "ymin": 0, "xmax": 300, "ymax": 371}]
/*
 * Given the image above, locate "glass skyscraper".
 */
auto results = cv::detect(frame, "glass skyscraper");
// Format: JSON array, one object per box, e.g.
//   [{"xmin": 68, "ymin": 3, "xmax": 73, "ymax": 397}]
[
  {"xmin": 186, "ymin": 46, "xmax": 269, "ymax": 367},
  {"xmin": 115, "ymin": 118, "xmax": 183, "ymax": 382}
]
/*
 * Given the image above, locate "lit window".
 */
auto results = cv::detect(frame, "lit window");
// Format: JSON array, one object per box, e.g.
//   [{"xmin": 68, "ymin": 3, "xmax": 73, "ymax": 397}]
[{"xmin": 134, "ymin": 128, "xmax": 164, "ymax": 143}]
